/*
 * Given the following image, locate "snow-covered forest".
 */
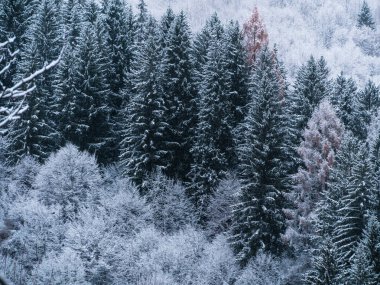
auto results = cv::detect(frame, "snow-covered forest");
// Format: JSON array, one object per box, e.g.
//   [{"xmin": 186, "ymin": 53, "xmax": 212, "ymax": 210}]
[{"xmin": 0, "ymin": 0, "xmax": 380, "ymax": 284}]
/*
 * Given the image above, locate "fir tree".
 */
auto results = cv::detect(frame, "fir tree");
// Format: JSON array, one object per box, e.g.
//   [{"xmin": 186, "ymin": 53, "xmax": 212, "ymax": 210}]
[
  {"xmin": 333, "ymin": 146, "xmax": 375, "ymax": 271},
  {"xmin": 230, "ymin": 47, "xmax": 290, "ymax": 266},
  {"xmin": 160, "ymin": 11, "xmax": 196, "ymax": 181},
  {"xmin": 348, "ymin": 216, "xmax": 380, "ymax": 284},
  {"xmin": 306, "ymin": 238, "xmax": 340, "ymax": 285},
  {"xmin": 357, "ymin": 1, "xmax": 376, "ymax": 30},
  {"xmin": 187, "ymin": 30, "xmax": 230, "ymax": 222},
  {"xmin": 6, "ymin": 0, "xmax": 62, "ymax": 163},
  {"xmin": 352, "ymin": 80, "xmax": 380, "ymax": 140},
  {"xmin": 290, "ymin": 56, "xmax": 331, "ymax": 144},
  {"xmin": 119, "ymin": 20, "xmax": 168, "ymax": 191},
  {"xmin": 330, "ymin": 74, "xmax": 357, "ymax": 133}
]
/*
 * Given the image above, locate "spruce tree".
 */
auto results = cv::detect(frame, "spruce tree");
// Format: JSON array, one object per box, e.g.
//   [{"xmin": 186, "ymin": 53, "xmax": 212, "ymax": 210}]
[
  {"xmin": 330, "ymin": 74, "xmax": 357, "ymax": 133},
  {"xmin": 160, "ymin": 11, "xmax": 196, "ymax": 181},
  {"xmin": 187, "ymin": 30, "xmax": 230, "ymax": 221},
  {"xmin": 348, "ymin": 216, "xmax": 380, "ymax": 284},
  {"xmin": 230, "ymin": 47, "xmax": 289, "ymax": 265},
  {"xmin": 333, "ymin": 146, "xmax": 375, "ymax": 272},
  {"xmin": 352, "ymin": 80, "xmax": 380, "ymax": 140},
  {"xmin": 290, "ymin": 56, "xmax": 330, "ymax": 144},
  {"xmin": 357, "ymin": 1, "xmax": 376, "ymax": 30},
  {"xmin": 306, "ymin": 238, "xmax": 340, "ymax": 285},
  {"xmin": 119, "ymin": 19, "xmax": 168, "ymax": 191},
  {"xmin": 6, "ymin": 0, "xmax": 62, "ymax": 163}
]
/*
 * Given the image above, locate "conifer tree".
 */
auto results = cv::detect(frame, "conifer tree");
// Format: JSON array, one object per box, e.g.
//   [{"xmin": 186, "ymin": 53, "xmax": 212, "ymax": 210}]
[
  {"xmin": 348, "ymin": 216, "xmax": 380, "ymax": 284},
  {"xmin": 223, "ymin": 20, "xmax": 250, "ymax": 132},
  {"xmin": 290, "ymin": 56, "xmax": 331, "ymax": 144},
  {"xmin": 333, "ymin": 146, "xmax": 375, "ymax": 271},
  {"xmin": 120, "ymin": 19, "xmax": 168, "ymax": 191},
  {"xmin": 306, "ymin": 238, "xmax": 340, "ymax": 285},
  {"xmin": 6, "ymin": 0, "xmax": 62, "ymax": 163},
  {"xmin": 160, "ymin": 11, "xmax": 196, "ymax": 181},
  {"xmin": 192, "ymin": 13, "xmax": 224, "ymax": 91},
  {"xmin": 230, "ymin": 47, "xmax": 290, "ymax": 265},
  {"xmin": 330, "ymin": 74, "xmax": 357, "ymax": 133},
  {"xmin": 187, "ymin": 30, "xmax": 230, "ymax": 221},
  {"xmin": 357, "ymin": 1, "xmax": 376, "ymax": 30},
  {"xmin": 352, "ymin": 80, "xmax": 380, "ymax": 140}
]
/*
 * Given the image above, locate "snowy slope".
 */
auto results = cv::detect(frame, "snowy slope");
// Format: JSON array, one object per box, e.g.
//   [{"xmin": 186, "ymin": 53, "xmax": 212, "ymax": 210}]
[{"xmin": 129, "ymin": 0, "xmax": 380, "ymax": 84}]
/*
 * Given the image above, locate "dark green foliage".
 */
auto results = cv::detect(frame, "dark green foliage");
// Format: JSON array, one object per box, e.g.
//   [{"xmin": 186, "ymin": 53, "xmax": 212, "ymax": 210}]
[
  {"xmin": 290, "ymin": 56, "xmax": 330, "ymax": 144},
  {"xmin": 357, "ymin": 1, "xmax": 376, "ymax": 30},
  {"xmin": 120, "ymin": 20, "xmax": 168, "ymax": 191},
  {"xmin": 187, "ymin": 30, "xmax": 230, "ymax": 221},
  {"xmin": 352, "ymin": 80, "xmax": 380, "ymax": 140},
  {"xmin": 348, "ymin": 217, "xmax": 380, "ymax": 284},
  {"xmin": 230, "ymin": 47, "xmax": 289, "ymax": 266},
  {"xmin": 330, "ymin": 74, "xmax": 357, "ymax": 133},
  {"xmin": 6, "ymin": 0, "xmax": 62, "ymax": 163},
  {"xmin": 160, "ymin": 12, "xmax": 196, "ymax": 181},
  {"xmin": 306, "ymin": 238, "xmax": 340, "ymax": 285}
]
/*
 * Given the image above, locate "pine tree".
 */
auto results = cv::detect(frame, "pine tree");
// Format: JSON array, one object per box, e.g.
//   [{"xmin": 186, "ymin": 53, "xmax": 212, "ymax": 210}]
[
  {"xmin": 6, "ymin": 0, "xmax": 62, "ymax": 163},
  {"xmin": 290, "ymin": 56, "xmax": 331, "ymax": 144},
  {"xmin": 223, "ymin": 20, "xmax": 250, "ymax": 133},
  {"xmin": 61, "ymin": 23, "xmax": 112, "ymax": 164},
  {"xmin": 160, "ymin": 11, "xmax": 196, "ymax": 181},
  {"xmin": 333, "ymin": 146, "xmax": 375, "ymax": 271},
  {"xmin": 119, "ymin": 19, "xmax": 168, "ymax": 191},
  {"xmin": 230, "ymin": 47, "xmax": 290, "ymax": 266},
  {"xmin": 357, "ymin": 1, "xmax": 376, "ymax": 30},
  {"xmin": 306, "ymin": 238, "xmax": 340, "ymax": 285},
  {"xmin": 352, "ymin": 80, "xmax": 380, "ymax": 140},
  {"xmin": 159, "ymin": 7, "xmax": 175, "ymax": 48},
  {"xmin": 192, "ymin": 13, "xmax": 224, "ymax": 92},
  {"xmin": 187, "ymin": 30, "xmax": 230, "ymax": 222},
  {"xmin": 330, "ymin": 74, "xmax": 357, "ymax": 133},
  {"xmin": 348, "ymin": 216, "xmax": 380, "ymax": 284},
  {"xmin": 134, "ymin": 0, "xmax": 148, "ymax": 44},
  {"xmin": 101, "ymin": 0, "xmax": 134, "ymax": 162}
]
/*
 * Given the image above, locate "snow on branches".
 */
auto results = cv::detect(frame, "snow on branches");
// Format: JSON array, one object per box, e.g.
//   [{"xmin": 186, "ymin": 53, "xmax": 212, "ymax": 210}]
[{"xmin": 0, "ymin": 37, "xmax": 62, "ymax": 128}]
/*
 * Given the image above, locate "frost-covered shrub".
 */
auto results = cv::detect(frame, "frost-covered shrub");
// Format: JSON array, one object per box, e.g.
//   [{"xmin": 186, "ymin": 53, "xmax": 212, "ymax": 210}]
[
  {"xmin": 206, "ymin": 175, "xmax": 239, "ymax": 237},
  {"xmin": 35, "ymin": 144, "xmax": 102, "ymax": 221},
  {"xmin": 146, "ymin": 171, "xmax": 195, "ymax": 233},
  {"xmin": 195, "ymin": 234, "xmax": 239, "ymax": 285},
  {"xmin": 353, "ymin": 27, "xmax": 380, "ymax": 57},
  {"xmin": 101, "ymin": 178, "xmax": 152, "ymax": 237},
  {"xmin": 9, "ymin": 156, "xmax": 40, "ymax": 194},
  {"xmin": 1, "ymin": 198, "xmax": 62, "ymax": 276},
  {"xmin": 31, "ymin": 248, "xmax": 90, "ymax": 285}
]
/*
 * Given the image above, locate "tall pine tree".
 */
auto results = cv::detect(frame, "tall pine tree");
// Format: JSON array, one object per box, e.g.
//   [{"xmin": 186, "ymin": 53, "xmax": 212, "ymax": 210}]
[{"xmin": 230, "ymin": 47, "xmax": 290, "ymax": 266}]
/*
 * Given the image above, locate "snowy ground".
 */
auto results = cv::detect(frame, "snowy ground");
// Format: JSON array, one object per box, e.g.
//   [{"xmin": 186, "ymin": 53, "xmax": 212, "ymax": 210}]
[{"xmin": 129, "ymin": 0, "xmax": 380, "ymax": 85}]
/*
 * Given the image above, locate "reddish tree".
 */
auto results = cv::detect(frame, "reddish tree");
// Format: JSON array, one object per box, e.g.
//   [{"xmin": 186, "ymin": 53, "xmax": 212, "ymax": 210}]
[{"xmin": 242, "ymin": 7, "xmax": 269, "ymax": 65}]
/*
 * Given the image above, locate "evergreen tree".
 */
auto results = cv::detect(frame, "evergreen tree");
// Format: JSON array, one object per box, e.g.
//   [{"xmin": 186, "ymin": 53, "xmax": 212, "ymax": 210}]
[
  {"xmin": 352, "ymin": 80, "xmax": 380, "ymax": 140},
  {"xmin": 187, "ymin": 30, "xmax": 230, "ymax": 222},
  {"xmin": 357, "ymin": 1, "xmax": 376, "ymax": 30},
  {"xmin": 134, "ymin": 0, "xmax": 148, "ymax": 44},
  {"xmin": 160, "ymin": 11, "xmax": 196, "ymax": 181},
  {"xmin": 60, "ymin": 23, "xmax": 111, "ymax": 164},
  {"xmin": 119, "ymin": 20, "xmax": 168, "ymax": 191},
  {"xmin": 6, "ymin": 0, "xmax": 62, "ymax": 163},
  {"xmin": 223, "ymin": 20, "xmax": 250, "ymax": 132},
  {"xmin": 159, "ymin": 7, "xmax": 175, "ymax": 47},
  {"xmin": 290, "ymin": 56, "xmax": 330, "ymax": 144},
  {"xmin": 330, "ymin": 74, "xmax": 357, "ymax": 134},
  {"xmin": 348, "ymin": 216, "xmax": 380, "ymax": 284},
  {"xmin": 230, "ymin": 47, "xmax": 290, "ymax": 266},
  {"xmin": 306, "ymin": 238, "xmax": 340, "ymax": 285},
  {"xmin": 192, "ymin": 13, "xmax": 224, "ymax": 92},
  {"xmin": 333, "ymin": 146, "xmax": 375, "ymax": 271}
]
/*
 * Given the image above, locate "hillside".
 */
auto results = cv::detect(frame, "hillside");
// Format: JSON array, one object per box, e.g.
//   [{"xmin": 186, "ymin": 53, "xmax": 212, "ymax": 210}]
[{"xmin": 131, "ymin": 0, "xmax": 380, "ymax": 84}]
